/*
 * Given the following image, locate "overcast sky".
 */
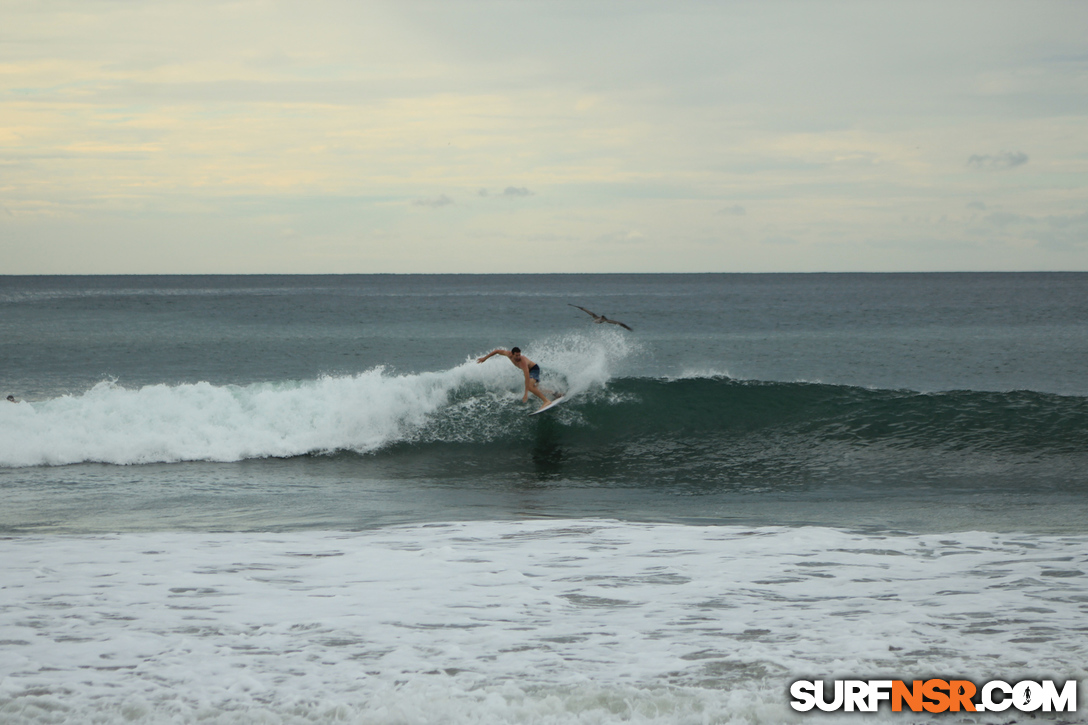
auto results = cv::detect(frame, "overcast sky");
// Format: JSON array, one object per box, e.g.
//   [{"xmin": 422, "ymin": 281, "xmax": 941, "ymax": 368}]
[{"xmin": 2, "ymin": 0, "xmax": 1087, "ymax": 273}]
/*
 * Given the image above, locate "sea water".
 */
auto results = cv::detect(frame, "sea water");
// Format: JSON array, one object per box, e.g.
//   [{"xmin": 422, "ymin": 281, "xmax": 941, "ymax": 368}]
[{"xmin": 1, "ymin": 273, "xmax": 1086, "ymax": 723}]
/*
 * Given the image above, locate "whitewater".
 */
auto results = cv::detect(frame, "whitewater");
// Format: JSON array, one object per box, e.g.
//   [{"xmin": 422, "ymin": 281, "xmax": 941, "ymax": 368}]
[
  {"xmin": 1, "ymin": 368, "xmax": 488, "ymax": 467},
  {"xmin": 0, "ymin": 330, "xmax": 632, "ymax": 467},
  {"xmin": 4, "ymin": 521, "xmax": 1087, "ymax": 724}
]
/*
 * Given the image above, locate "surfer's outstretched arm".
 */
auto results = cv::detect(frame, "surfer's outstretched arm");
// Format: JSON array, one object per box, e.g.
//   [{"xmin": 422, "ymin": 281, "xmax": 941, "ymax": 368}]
[{"xmin": 476, "ymin": 349, "xmax": 510, "ymax": 363}]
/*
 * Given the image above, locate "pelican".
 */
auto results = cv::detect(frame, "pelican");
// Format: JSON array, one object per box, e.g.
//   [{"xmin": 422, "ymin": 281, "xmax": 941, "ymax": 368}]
[{"xmin": 569, "ymin": 304, "xmax": 633, "ymax": 331}]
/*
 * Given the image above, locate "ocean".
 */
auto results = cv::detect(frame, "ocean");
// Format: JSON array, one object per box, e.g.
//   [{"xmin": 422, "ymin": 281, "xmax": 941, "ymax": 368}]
[{"xmin": 1, "ymin": 273, "xmax": 1086, "ymax": 723}]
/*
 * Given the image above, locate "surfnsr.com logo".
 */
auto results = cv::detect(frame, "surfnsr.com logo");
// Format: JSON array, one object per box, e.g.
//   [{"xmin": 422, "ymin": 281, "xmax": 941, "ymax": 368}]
[{"xmin": 790, "ymin": 679, "xmax": 1077, "ymax": 713}]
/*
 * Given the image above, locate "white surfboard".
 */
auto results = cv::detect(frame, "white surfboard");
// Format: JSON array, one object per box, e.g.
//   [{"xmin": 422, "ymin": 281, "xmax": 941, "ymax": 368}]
[{"xmin": 529, "ymin": 394, "xmax": 570, "ymax": 416}]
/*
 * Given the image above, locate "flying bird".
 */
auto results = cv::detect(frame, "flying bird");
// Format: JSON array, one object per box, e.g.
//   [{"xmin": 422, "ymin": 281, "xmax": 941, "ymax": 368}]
[{"xmin": 569, "ymin": 304, "xmax": 633, "ymax": 331}]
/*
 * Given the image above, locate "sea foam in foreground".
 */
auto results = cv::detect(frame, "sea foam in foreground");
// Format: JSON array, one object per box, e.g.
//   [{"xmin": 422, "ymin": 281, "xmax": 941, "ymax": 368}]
[{"xmin": 3, "ymin": 520, "xmax": 1086, "ymax": 724}]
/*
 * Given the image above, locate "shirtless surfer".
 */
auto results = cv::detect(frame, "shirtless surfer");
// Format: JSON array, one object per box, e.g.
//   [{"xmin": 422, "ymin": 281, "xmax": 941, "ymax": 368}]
[{"xmin": 476, "ymin": 347, "xmax": 560, "ymax": 410}]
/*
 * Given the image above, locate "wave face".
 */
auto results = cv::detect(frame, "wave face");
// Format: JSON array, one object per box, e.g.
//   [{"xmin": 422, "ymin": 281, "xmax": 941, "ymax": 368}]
[
  {"xmin": 3, "ymin": 365, "xmax": 1086, "ymax": 484},
  {"xmin": 413, "ymin": 376, "xmax": 1088, "ymax": 492},
  {"xmin": 562, "ymin": 377, "xmax": 1088, "ymax": 453}
]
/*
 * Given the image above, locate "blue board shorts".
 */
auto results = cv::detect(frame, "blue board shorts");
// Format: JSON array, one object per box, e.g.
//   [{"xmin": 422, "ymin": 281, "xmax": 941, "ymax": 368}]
[{"xmin": 528, "ymin": 364, "xmax": 541, "ymax": 382}]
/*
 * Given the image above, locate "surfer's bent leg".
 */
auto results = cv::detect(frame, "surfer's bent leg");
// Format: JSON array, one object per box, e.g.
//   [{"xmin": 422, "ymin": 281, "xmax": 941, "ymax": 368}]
[{"xmin": 526, "ymin": 365, "xmax": 553, "ymax": 406}]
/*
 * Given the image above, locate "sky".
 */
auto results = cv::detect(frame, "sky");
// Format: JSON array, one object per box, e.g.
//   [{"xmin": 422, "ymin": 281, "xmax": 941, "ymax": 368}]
[{"xmin": 1, "ymin": 0, "xmax": 1087, "ymax": 274}]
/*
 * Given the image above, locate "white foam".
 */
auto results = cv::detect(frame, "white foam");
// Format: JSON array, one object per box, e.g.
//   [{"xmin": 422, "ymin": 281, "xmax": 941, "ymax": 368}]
[
  {"xmin": 2, "ymin": 521, "xmax": 1086, "ymax": 724},
  {"xmin": 0, "ymin": 334, "xmax": 635, "ymax": 467},
  {"xmin": 0, "ymin": 369, "xmax": 455, "ymax": 467},
  {"xmin": 523, "ymin": 328, "xmax": 642, "ymax": 395}
]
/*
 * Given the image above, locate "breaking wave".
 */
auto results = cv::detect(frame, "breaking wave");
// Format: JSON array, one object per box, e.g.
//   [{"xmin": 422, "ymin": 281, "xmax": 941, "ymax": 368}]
[{"xmin": 3, "ymin": 363, "xmax": 1086, "ymax": 469}]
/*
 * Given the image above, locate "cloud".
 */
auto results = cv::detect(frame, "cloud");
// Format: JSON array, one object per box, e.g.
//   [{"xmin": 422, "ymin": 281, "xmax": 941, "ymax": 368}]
[
  {"xmin": 478, "ymin": 187, "xmax": 533, "ymax": 198},
  {"xmin": 972, "ymin": 209, "xmax": 1086, "ymax": 250},
  {"xmin": 1046, "ymin": 210, "xmax": 1088, "ymax": 230},
  {"xmin": 596, "ymin": 229, "xmax": 646, "ymax": 245},
  {"xmin": 5, "ymin": 1, "xmax": 1088, "ymax": 273},
  {"xmin": 525, "ymin": 233, "xmax": 577, "ymax": 242},
  {"xmin": 412, "ymin": 195, "xmax": 454, "ymax": 208},
  {"xmin": 1034, "ymin": 211, "xmax": 1088, "ymax": 251},
  {"xmin": 984, "ymin": 211, "xmax": 1034, "ymax": 227},
  {"xmin": 967, "ymin": 151, "xmax": 1028, "ymax": 170}
]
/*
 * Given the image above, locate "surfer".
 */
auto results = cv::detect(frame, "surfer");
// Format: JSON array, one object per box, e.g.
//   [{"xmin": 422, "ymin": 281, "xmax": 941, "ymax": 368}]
[
  {"xmin": 5, "ymin": 395, "xmax": 14, "ymax": 403},
  {"xmin": 476, "ymin": 347, "xmax": 558, "ymax": 410}
]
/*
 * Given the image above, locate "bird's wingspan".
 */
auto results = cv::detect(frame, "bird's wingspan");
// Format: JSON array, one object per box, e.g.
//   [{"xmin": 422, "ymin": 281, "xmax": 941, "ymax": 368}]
[
  {"xmin": 569, "ymin": 304, "xmax": 599, "ymax": 318},
  {"xmin": 570, "ymin": 303, "xmax": 633, "ymax": 331}
]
